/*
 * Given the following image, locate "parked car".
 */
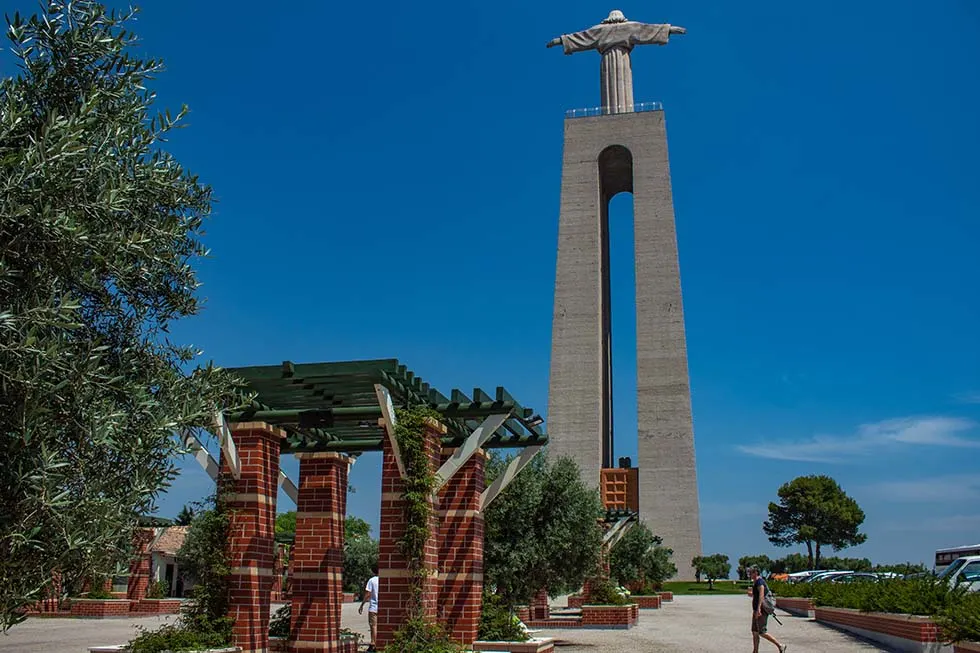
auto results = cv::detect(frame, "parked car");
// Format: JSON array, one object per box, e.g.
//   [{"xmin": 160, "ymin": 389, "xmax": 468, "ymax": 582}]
[
  {"xmin": 828, "ymin": 573, "xmax": 880, "ymax": 583},
  {"xmin": 802, "ymin": 571, "xmax": 850, "ymax": 583},
  {"xmin": 935, "ymin": 556, "xmax": 980, "ymax": 592}
]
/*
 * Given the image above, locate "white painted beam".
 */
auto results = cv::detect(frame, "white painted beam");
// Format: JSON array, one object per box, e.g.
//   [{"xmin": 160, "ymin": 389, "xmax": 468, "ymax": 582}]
[
  {"xmin": 434, "ymin": 413, "xmax": 509, "ymax": 492},
  {"xmin": 214, "ymin": 411, "xmax": 240, "ymax": 480},
  {"xmin": 479, "ymin": 445, "xmax": 543, "ymax": 511},
  {"xmin": 603, "ymin": 516, "xmax": 635, "ymax": 549},
  {"xmin": 374, "ymin": 384, "xmax": 406, "ymax": 479}
]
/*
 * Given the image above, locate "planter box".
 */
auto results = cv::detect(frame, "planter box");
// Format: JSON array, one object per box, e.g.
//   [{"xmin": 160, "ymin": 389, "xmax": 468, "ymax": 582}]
[
  {"xmin": 269, "ymin": 637, "xmax": 358, "ymax": 653},
  {"xmin": 131, "ymin": 599, "xmax": 182, "ymax": 614},
  {"xmin": 658, "ymin": 591, "xmax": 673, "ymax": 602},
  {"xmin": 775, "ymin": 597, "xmax": 815, "ymax": 618},
  {"xmin": 70, "ymin": 599, "xmax": 132, "ymax": 619},
  {"xmin": 580, "ymin": 604, "xmax": 639, "ymax": 629},
  {"xmin": 954, "ymin": 643, "xmax": 980, "ymax": 653},
  {"xmin": 633, "ymin": 595, "xmax": 661, "ymax": 609},
  {"xmin": 342, "ymin": 592, "xmax": 357, "ymax": 602},
  {"xmin": 473, "ymin": 638, "xmax": 556, "ymax": 652},
  {"xmin": 88, "ymin": 644, "xmax": 242, "ymax": 653},
  {"xmin": 566, "ymin": 595, "xmax": 584, "ymax": 609},
  {"xmin": 814, "ymin": 607, "xmax": 951, "ymax": 653}
]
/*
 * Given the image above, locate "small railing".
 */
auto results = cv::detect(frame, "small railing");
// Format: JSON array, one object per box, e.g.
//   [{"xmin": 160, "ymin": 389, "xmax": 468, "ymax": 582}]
[{"xmin": 565, "ymin": 101, "xmax": 663, "ymax": 119}]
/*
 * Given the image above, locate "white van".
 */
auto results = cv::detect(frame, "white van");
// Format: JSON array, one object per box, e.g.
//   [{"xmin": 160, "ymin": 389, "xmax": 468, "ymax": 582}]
[{"xmin": 935, "ymin": 556, "xmax": 980, "ymax": 592}]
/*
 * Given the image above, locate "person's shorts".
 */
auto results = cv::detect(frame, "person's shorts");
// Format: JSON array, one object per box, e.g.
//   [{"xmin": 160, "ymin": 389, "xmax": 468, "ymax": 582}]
[
  {"xmin": 368, "ymin": 611, "xmax": 378, "ymax": 629},
  {"xmin": 752, "ymin": 613, "xmax": 769, "ymax": 634}
]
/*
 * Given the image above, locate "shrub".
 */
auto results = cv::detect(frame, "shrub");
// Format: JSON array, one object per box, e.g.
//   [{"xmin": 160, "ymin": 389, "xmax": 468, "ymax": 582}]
[
  {"xmin": 770, "ymin": 577, "xmax": 963, "ymax": 617},
  {"xmin": 145, "ymin": 581, "xmax": 168, "ymax": 599},
  {"xmin": 936, "ymin": 591, "xmax": 980, "ymax": 645},
  {"xmin": 586, "ymin": 577, "xmax": 629, "ymax": 605},
  {"xmin": 479, "ymin": 590, "xmax": 529, "ymax": 642},
  {"xmin": 128, "ymin": 622, "xmax": 230, "ymax": 653},
  {"xmin": 269, "ymin": 603, "xmax": 291, "ymax": 638}
]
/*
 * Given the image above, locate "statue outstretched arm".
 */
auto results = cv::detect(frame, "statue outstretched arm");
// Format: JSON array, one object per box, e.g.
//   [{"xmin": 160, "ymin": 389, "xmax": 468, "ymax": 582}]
[
  {"xmin": 546, "ymin": 37, "xmax": 562, "ymax": 48},
  {"xmin": 669, "ymin": 25, "xmax": 687, "ymax": 34}
]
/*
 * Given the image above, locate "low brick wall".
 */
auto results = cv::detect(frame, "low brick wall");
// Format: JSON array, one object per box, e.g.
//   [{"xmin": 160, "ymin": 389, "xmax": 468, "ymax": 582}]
[
  {"xmin": 566, "ymin": 595, "xmax": 584, "ymax": 609},
  {"xmin": 776, "ymin": 597, "xmax": 815, "ymax": 618},
  {"xmin": 814, "ymin": 607, "xmax": 948, "ymax": 653},
  {"xmin": 658, "ymin": 591, "xmax": 673, "ymax": 602},
  {"xmin": 130, "ymin": 598, "xmax": 182, "ymax": 614},
  {"xmin": 342, "ymin": 592, "xmax": 357, "ymax": 603},
  {"xmin": 70, "ymin": 599, "xmax": 133, "ymax": 618},
  {"xmin": 270, "ymin": 637, "xmax": 358, "ymax": 653},
  {"xmin": 633, "ymin": 595, "xmax": 662, "ymax": 609},
  {"xmin": 473, "ymin": 638, "xmax": 556, "ymax": 652},
  {"xmin": 954, "ymin": 643, "xmax": 980, "ymax": 653},
  {"xmin": 580, "ymin": 604, "xmax": 638, "ymax": 629}
]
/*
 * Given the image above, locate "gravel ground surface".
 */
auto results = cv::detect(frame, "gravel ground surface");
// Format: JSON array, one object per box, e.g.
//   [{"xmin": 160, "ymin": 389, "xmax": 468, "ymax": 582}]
[{"xmin": 0, "ymin": 596, "xmax": 890, "ymax": 653}]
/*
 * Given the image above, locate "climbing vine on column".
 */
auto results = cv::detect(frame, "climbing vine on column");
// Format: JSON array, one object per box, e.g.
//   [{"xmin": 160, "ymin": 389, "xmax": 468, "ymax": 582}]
[{"xmin": 386, "ymin": 406, "xmax": 461, "ymax": 653}]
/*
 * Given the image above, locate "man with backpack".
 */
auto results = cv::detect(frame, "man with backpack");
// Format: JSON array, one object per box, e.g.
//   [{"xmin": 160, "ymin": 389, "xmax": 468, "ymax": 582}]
[{"xmin": 749, "ymin": 566, "xmax": 787, "ymax": 653}]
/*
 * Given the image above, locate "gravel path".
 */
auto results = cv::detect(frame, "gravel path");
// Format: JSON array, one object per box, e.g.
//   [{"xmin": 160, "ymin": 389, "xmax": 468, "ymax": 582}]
[{"xmin": 0, "ymin": 596, "xmax": 889, "ymax": 652}]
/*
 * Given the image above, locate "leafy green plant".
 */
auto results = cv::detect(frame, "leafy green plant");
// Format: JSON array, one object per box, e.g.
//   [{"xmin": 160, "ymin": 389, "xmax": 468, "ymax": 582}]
[
  {"xmin": 0, "ymin": 0, "xmax": 244, "ymax": 630},
  {"xmin": 609, "ymin": 523, "xmax": 676, "ymax": 590},
  {"xmin": 85, "ymin": 586, "xmax": 114, "ymax": 600},
  {"xmin": 383, "ymin": 407, "xmax": 462, "ymax": 653},
  {"xmin": 269, "ymin": 603, "xmax": 291, "ymax": 638},
  {"xmin": 478, "ymin": 589, "xmax": 530, "ymax": 642},
  {"xmin": 129, "ymin": 500, "xmax": 232, "ymax": 651},
  {"xmin": 483, "ymin": 453, "xmax": 603, "ymax": 610},
  {"xmin": 691, "ymin": 554, "xmax": 731, "ymax": 589},
  {"xmin": 128, "ymin": 622, "xmax": 231, "ymax": 653},
  {"xmin": 770, "ymin": 577, "xmax": 965, "ymax": 618},
  {"xmin": 936, "ymin": 591, "xmax": 980, "ymax": 645},
  {"xmin": 145, "ymin": 581, "xmax": 168, "ymax": 600},
  {"xmin": 585, "ymin": 577, "xmax": 629, "ymax": 605}
]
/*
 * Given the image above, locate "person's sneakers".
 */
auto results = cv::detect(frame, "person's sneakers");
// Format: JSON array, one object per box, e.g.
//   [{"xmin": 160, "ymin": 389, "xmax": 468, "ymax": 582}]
[{"xmin": 779, "ymin": 645, "xmax": 788, "ymax": 653}]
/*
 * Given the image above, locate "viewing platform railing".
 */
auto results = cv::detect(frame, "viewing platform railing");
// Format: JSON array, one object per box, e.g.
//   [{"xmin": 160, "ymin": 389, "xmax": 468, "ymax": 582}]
[{"xmin": 565, "ymin": 101, "xmax": 663, "ymax": 119}]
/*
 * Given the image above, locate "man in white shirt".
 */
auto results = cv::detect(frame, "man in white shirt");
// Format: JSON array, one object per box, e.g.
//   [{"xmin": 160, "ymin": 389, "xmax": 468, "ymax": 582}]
[{"xmin": 358, "ymin": 565, "xmax": 379, "ymax": 652}]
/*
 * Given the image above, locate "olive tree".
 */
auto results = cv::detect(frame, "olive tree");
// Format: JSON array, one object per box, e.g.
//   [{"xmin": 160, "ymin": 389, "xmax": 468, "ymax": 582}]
[
  {"xmin": 483, "ymin": 453, "xmax": 603, "ymax": 608},
  {"xmin": 0, "ymin": 2, "xmax": 241, "ymax": 629}
]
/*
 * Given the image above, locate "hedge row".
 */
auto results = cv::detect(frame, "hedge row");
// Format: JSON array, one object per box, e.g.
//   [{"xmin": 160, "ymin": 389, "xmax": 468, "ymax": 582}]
[{"xmin": 770, "ymin": 579, "xmax": 980, "ymax": 644}]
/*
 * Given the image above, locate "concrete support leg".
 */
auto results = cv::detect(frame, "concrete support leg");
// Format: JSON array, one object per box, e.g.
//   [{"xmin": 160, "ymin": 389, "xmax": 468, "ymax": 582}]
[
  {"xmin": 222, "ymin": 422, "xmax": 282, "ymax": 653},
  {"xmin": 437, "ymin": 449, "xmax": 486, "ymax": 645},
  {"xmin": 289, "ymin": 452, "xmax": 351, "ymax": 653},
  {"xmin": 376, "ymin": 419, "xmax": 443, "ymax": 648}
]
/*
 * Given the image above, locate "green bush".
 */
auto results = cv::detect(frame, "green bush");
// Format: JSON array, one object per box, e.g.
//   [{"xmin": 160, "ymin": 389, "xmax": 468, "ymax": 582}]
[
  {"xmin": 936, "ymin": 591, "xmax": 980, "ymax": 645},
  {"xmin": 585, "ymin": 577, "xmax": 629, "ymax": 605},
  {"xmin": 269, "ymin": 603, "xmax": 291, "ymax": 638},
  {"xmin": 145, "ymin": 581, "xmax": 168, "ymax": 599},
  {"xmin": 479, "ymin": 590, "xmax": 529, "ymax": 642},
  {"xmin": 128, "ymin": 623, "xmax": 230, "ymax": 653},
  {"xmin": 769, "ymin": 578, "xmax": 962, "ymax": 617}
]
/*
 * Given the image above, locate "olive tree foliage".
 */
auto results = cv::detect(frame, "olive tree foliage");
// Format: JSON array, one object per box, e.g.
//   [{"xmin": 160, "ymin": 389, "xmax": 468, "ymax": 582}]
[
  {"xmin": 608, "ymin": 522, "xmax": 677, "ymax": 591},
  {"xmin": 692, "ymin": 554, "xmax": 731, "ymax": 589},
  {"xmin": 483, "ymin": 453, "xmax": 603, "ymax": 608},
  {"xmin": 0, "ymin": 2, "xmax": 242, "ymax": 629}
]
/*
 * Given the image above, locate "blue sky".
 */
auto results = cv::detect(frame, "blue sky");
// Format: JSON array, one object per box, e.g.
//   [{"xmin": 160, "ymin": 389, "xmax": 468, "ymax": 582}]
[{"xmin": 16, "ymin": 0, "xmax": 980, "ymax": 569}]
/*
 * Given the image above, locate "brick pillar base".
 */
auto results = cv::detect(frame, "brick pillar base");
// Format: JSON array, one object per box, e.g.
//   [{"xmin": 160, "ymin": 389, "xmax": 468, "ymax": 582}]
[
  {"xmin": 376, "ymin": 418, "xmax": 443, "ymax": 649},
  {"xmin": 127, "ymin": 528, "xmax": 155, "ymax": 601},
  {"xmin": 438, "ymin": 449, "xmax": 486, "ymax": 645},
  {"xmin": 530, "ymin": 589, "xmax": 550, "ymax": 621},
  {"xmin": 289, "ymin": 452, "xmax": 351, "ymax": 653},
  {"xmin": 222, "ymin": 422, "xmax": 283, "ymax": 653}
]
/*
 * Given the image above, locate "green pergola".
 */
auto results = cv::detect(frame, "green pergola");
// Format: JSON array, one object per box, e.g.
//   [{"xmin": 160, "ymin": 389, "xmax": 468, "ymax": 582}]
[{"xmin": 224, "ymin": 358, "xmax": 548, "ymax": 454}]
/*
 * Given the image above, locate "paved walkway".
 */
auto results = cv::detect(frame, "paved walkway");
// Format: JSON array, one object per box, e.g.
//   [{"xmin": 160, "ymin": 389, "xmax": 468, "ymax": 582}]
[
  {"xmin": 534, "ymin": 595, "xmax": 889, "ymax": 653},
  {"xmin": 0, "ymin": 596, "xmax": 888, "ymax": 652}
]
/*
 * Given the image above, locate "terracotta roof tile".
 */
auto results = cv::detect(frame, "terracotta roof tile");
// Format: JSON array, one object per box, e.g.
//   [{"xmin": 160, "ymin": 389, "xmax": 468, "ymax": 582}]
[{"xmin": 149, "ymin": 526, "xmax": 189, "ymax": 555}]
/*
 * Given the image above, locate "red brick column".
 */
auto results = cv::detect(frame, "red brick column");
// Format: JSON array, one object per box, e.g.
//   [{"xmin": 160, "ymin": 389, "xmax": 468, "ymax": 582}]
[
  {"xmin": 128, "ymin": 528, "xmax": 155, "ymax": 601},
  {"xmin": 221, "ymin": 422, "xmax": 283, "ymax": 653},
  {"xmin": 530, "ymin": 589, "xmax": 550, "ymax": 621},
  {"xmin": 376, "ymin": 418, "xmax": 443, "ymax": 648},
  {"xmin": 288, "ymin": 452, "xmax": 351, "ymax": 653},
  {"xmin": 437, "ymin": 448, "xmax": 486, "ymax": 645}
]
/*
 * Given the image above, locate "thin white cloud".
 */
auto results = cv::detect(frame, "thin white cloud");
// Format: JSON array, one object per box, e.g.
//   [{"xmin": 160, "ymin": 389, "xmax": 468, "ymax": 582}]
[
  {"xmin": 737, "ymin": 416, "xmax": 980, "ymax": 463},
  {"xmin": 954, "ymin": 391, "xmax": 980, "ymax": 405},
  {"xmin": 863, "ymin": 474, "xmax": 980, "ymax": 502},
  {"xmin": 700, "ymin": 501, "xmax": 764, "ymax": 522}
]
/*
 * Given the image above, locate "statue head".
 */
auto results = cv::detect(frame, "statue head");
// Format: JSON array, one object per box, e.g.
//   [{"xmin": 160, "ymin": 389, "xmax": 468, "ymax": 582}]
[{"xmin": 601, "ymin": 10, "xmax": 628, "ymax": 24}]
